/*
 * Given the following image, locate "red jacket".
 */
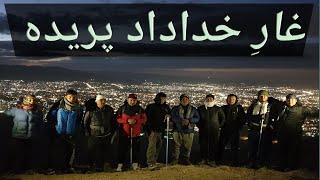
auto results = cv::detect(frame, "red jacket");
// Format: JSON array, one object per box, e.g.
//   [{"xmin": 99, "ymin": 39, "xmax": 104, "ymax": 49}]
[{"xmin": 117, "ymin": 109, "xmax": 147, "ymax": 137}]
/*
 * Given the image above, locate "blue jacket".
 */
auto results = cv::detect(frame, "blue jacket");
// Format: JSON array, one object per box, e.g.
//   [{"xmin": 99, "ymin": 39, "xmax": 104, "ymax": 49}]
[
  {"xmin": 171, "ymin": 104, "xmax": 200, "ymax": 133},
  {"xmin": 51, "ymin": 99, "xmax": 83, "ymax": 136},
  {"xmin": 56, "ymin": 108, "xmax": 82, "ymax": 135},
  {"xmin": 5, "ymin": 107, "xmax": 43, "ymax": 139}
]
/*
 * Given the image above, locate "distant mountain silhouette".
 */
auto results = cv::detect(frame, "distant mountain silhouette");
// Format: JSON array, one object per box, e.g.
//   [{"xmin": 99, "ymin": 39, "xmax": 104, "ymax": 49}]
[
  {"xmin": 0, "ymin": 64, "xmax": 159, "ymax": 83},
  {"xmin": 0, "ymin": 65, "xmax": 94, "ymax": 81},
  {"xmin": 0, "ymin": 64, "xmax": 178, "ymax": 83},
  {"xmin": 0, "ymin": 64, "xmax": 318, "ymax": 89}
]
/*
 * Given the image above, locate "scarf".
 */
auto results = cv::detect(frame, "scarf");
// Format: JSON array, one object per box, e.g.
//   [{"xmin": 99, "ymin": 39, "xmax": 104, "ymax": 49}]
[
  {"xmin": 252, "ymin": 101, "xmax": 269, "ymax": 115},
  {"xmin": 22, "ymin": 104, "xmax": 34, "ymax": 111},
  {"xmin": 63, "ymin": 97, "xmax": 79, "ymax": 111},
  {"xmin": 204, "ymin": 101, "xmax": 215, "ymax": 109}
]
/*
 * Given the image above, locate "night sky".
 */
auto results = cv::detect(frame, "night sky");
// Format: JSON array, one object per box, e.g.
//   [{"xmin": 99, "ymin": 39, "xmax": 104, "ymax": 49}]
[{"xmin": 0, "ymin": 0, "xmax": 318, "ymax": 88}]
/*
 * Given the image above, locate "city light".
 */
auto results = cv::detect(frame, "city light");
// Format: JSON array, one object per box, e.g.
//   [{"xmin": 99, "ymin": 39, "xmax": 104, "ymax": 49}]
[{"xmin": 0, "ymin": 80, "xmax": 318, "ymax": 137}]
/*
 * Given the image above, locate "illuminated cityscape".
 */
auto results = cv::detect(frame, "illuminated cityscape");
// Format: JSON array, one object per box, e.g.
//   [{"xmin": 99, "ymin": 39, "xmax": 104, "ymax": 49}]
[{"xmin": 0, "ymin": 80, "xmax": 318, "ymax": 137}]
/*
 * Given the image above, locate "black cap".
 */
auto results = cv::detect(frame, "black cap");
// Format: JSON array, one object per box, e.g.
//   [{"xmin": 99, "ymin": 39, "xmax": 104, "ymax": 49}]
[
  {"xmin": 227, "ymin": 94, "xmax": 238, "ymax": 99},
  {"xmin": 205, "ymin": 94, "xmax": 215, "ymax": 99},
  {"xmin": 128, "ymin": 93, "xmax": 137, "ymax": 99},
  {"xmin": 286, "ymin": 94, "xmax": 296, "ymax": 100},
  {"xmin": 180, "ymin": 94, "xmax": 189, "ymax": 101},
  {"xmin": 155, "ymin": 92, "xmax": 166, "ymax": 99},
  {"xmin": 154, "ymin": 92, "xmax": 167, "ymax": 102},
  {"xmin": 66, "ymin": 89, "xmax": 78, "ymax": 95},
  {"xmin": 257, "ymin": 90, "xmax": 269, "ymax": 97}
]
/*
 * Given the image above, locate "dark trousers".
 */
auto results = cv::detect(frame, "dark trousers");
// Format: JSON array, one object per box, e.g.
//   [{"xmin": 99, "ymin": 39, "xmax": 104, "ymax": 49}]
[
  {"xmin": 117, "ymin": 133, "xmax": 140, "ymax": 165},
  {"xmin": 218, "ymin": 129, "xmax": 240, "ymax": 164},
  {"xmin": 199, "ymin": 130, "xmax": 219, "ymax": 162},
  {"xmin": 279, "ymin": 135, "xmax": 301, "ymax": 170},
  {"xmin": 0, "ymin": 137, "xmax": 10, "ymax": 173},
  {"xmin": 9, "ymin": 138, "xmax": 42, "ymax": 173},
  {"xmin": 87, "ymin": 136, "xmax": 111, "ymax": 169},
  {"xmin": 0, "ymin": 115, "xmax": 12, "ymax": 173},
  {"xmin": 51, "ymin": 136, "xmax": 75, "ymax": 170},
  {"xmin": 248, "ymin": 130, "xmax": 272, "ymax": 167}
]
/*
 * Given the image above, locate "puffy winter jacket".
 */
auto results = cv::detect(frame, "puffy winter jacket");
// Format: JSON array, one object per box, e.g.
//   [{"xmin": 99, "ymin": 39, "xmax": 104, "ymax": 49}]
[
  {"xmin": 84, "ymin": 105, "xmax": 115, "ymax": 137},
  {"xmin": 276, "ymin": 104, "xmax": 313, "ymax": 139},
  {"xmin": 117, "ymin": 103, "xmax": 147, "ymax": 137},
  {"xmin": 197, "ymin": 105, "xmax": 225, "ymax": 134},
  {"xmin": 5, "ymin": 107, "xmax": 43, "ymax": 139},
  {"xmin": 221, "ymin": 104, "xmax": 246, "ymax": 133},
  {"xmin": 51, "ymin": 99, "xmax": 83, "ymax": 136}
]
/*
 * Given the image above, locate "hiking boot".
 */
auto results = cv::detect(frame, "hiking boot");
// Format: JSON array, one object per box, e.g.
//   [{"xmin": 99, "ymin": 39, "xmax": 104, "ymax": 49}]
[
  {"xmin": 181, "ymin": 159, "xmax": 192, "ymax": 165},
  {"xmin": 63, "ymin": 167, "xmax": 76, "ymax": 174},
  {"xmin": 95, "ymin": 167, "xmax": 103, "ymax": 172},
  {"xmin": 148, "ymin": 163, "xmax": 161, "ymax": 170},
  {"xmin": 132, "ymin": 163, "xmax": 139, "ymax": 170},
  {"xmin": 247, "ymin": 162, "xmax": 259, "ymax": 169},
  {"xmin": 44, "ymin": 168, "xmax": 56, "ymax": 175},
  {"xmin": 116, "ymin": 163, "xmax": 123, "ymax": 172},
  {"xmin": 147, "ymin": 163, "xmax": 156, "ymax": 169},
  {"xmin": 25, "ymin": 169, "xmax": 36, "ymax": 175},
  {"xmin": 199, "ymin": 159, "xmax": 208, "ymax": 165},
  {"xmin": 231, "ymin": 161, "xmax": 239, "ymax": 167},
  {"xmin": 170, "ymin": 159, "xmax": 179, "ymax": 165},
  {"xmin": 103, "ymin": 163, "xmax": 113, "ymax": 172},
  {"xmin": 281, "ymin": 168, "xmax": 292, "ymax": 172},
  {"xmin": 207, "ymin": 161, "xmax": 217, "ymax": 167}
]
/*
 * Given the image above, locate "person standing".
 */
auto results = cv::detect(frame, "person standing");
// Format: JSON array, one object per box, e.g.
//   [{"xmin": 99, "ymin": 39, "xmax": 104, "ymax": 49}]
[
  {"xmin": 246, "ymin": 90, "xmax": 281, "ymax": 168},
  {"xmin": 116, "ymin": 94, "xmax": 147, "ymax": 171},
  {"xmin": 275, "ymin": 94, "xmax": 317, "ymax": 171},
  {"xmin": 218, "ymin": 94, "xmax": 246, "ymax": 166},
  {"xmin": 84, "ymin": 95, "xmax": 115, "ymax": 172},
  {"xmin": 145, "ymin": 92, "xmax": 171, "ymax": 169},
  {"xmin": 5, "ymin": 95, "xmax": 44, "ymax": 173},
  {"xmin": 197, "ymin": 94, "xmax": 225, "ymax": 167},
  {"xmin": 47, "ymin": 89, "xmax": 83, "ymax": 173},
  {"xmin": 171, "ymin": 94, "xmax": 200, "ymax": 165}
]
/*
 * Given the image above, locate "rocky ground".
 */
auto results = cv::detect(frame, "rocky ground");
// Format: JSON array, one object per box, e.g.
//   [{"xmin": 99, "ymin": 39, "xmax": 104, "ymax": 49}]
[{"xmin": 1, "ymin": 165, "xmax": 318, "ymax": 180}]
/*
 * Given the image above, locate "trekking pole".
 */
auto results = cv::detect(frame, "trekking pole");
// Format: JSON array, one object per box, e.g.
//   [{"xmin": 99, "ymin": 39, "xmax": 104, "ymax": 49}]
[
  {"xmin": 207, "ymin": 120, "xmax": 210, "ymax": 164},
  {"xmin": 130, "ymin": 126, "xmax": 133, "ymax": 166},
  {"xmin": 257, "ymin": 117, "xmax": 265, "ymax": 162},
  {"xmin": 165, "ymin": 116, "xmax": 170, "ymax": 168}
]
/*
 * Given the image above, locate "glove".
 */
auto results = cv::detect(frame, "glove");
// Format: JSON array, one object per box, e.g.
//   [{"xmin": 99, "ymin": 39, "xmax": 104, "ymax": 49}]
[
  {"xmin": 182, "ymin": 119, "xmax": 189, "ymax": 126},
  {"xmin": 164, "ymin": 114, "xmax": 171, "ymax": 122}
]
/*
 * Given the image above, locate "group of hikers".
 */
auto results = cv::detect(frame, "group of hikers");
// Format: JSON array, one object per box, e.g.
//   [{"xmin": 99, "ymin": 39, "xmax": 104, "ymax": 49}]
[{"xmin": 0, "ymin": 89, "xmax": 316, "ymax": 175}]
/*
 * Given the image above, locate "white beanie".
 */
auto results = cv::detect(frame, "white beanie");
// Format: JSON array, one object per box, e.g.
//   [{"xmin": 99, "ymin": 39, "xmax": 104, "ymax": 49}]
[{"xmin": 95, "ymin": 95, "xmax": 106, "ymax": 102}]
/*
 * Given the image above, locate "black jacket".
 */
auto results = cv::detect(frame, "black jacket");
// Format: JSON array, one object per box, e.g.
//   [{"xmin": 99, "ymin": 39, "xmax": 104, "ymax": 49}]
[
  {"xmin": 145, "ymin": 102, "xmax": 171, "ymax": 133},
  {"xmin": 276, "ymin": 103, "xmax": 316, "ymax": 139},
  {"xmin": 197, "ymin": 105, "xmax": 225, "ymax": 134},
  {"xmin": 246, "ymin": 97, "xmax": 282, "ymax": 132},
  {"xmin": 84, "ymin": 105, "xmax": 115, "ymax": 137},
  {"xmin": 221, "ymin": 104, "xmax": 246, "ymax": 133}
]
